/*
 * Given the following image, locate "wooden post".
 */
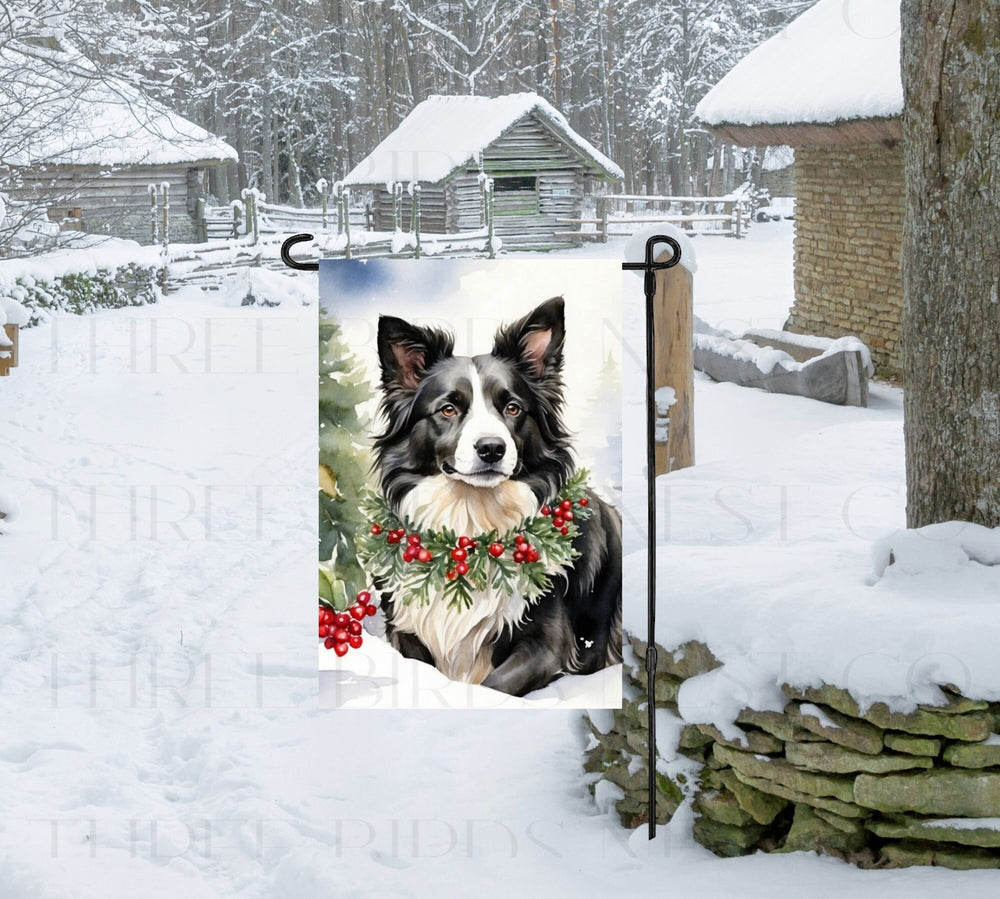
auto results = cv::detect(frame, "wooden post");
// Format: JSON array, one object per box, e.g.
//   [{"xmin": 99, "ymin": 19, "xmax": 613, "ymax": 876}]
[
  {"xmin": 160, "ymin": 182, "xmax": 170, "ymax": 252},
  {"xmin": 0, "ymin": 324, "xmax": 18, "ymax": 376},
  {"xmin": 485, "ymin": 179, "xmax": 495, "ymax": 259},
  {"xmin": 148, "ymin": 184, "xmax": 158, "ymax": 245},
  {"xmin": 393, "ymin": 182, "xmax": 403, "ymax": 232},
  {"xmin": 412, "ymin": 183, "xmax": 422, "ymax": 259},
  {"xmin": 653, "ymin": 252, "xmax": 694, "ymax": 474},
  {"xmin": 343, "ymin": 187, "xmax": 352, "ymax": 260},
  {"xmin": 318, "ymin": 178, "xmax": 328, "ymax": 231},
  {"xmin": 598, "ymin": 196, "xmax": 608, "ymax": 243},
  {"xmin": 195, "ymin": 198, "xmax": 207, "ymax": 243},
  {"xmin": 249, "ymin": 192, "xmax": 259, "ymax": 245}
]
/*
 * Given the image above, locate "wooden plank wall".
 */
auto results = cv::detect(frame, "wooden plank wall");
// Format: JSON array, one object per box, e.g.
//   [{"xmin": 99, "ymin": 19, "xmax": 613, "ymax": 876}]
[
  {"xmin": 372, "ymin": 185, "xmax": 447, "ymax": 233},
  {"xmin": 9, "ymin": 163, "xmax": 207, "ymax": 243},
  {"xmin": 360, "ymin": 113, "xmax": 595, "ymax": 248}
]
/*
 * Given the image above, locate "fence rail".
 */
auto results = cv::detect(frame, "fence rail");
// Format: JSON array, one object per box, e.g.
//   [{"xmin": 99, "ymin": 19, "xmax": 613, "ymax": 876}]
[
  {"xmin": 179, "ymin": 180, "xmax": 498, "ymax": 262},
  {"xmin": 575, "ymin": 193, "xmax": 753, "ymax": 241}
]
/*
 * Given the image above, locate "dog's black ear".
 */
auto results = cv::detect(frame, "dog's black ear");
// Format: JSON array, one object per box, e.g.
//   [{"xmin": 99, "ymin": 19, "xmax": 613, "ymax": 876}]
[
  {"xmin": 492, "ymin": 297, "xmax": 565, "ymax": 378},
  {"xmin": 377, "ymin": 316, "xmax": 454, "ymax": 390}
]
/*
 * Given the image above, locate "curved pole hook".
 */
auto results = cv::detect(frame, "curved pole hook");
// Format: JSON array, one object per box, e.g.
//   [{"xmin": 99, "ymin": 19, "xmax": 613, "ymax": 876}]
[
  {"xmin": 280, "ymin": 233, "xmax": 319, "ymax": 271},
  {"xmin": 621, "ymin": 235, "xmax": 682, "ymax": 300}
]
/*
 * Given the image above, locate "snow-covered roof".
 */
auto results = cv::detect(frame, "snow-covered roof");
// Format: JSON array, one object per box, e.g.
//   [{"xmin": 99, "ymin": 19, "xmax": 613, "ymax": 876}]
[
  {"xmin": 0, "ymin": 37, "xmax": 237, "ymax": 168},
  {"xmin": 696, "ymin": 0, "xmax": 902, "ymax": 132},
  {"xmin": 344, "ymin": 93, "xmax": 623, "ymax": 186}
]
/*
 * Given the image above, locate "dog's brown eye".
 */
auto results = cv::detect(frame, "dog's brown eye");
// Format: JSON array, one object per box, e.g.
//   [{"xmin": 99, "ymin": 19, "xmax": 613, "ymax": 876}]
[
  {"xmin": 440, "ymin": 404, "xmax": 458, "ymax": 418},
  {"xmin": 505, "ymin": 402, "xmax": 522, "ymax": 417}
]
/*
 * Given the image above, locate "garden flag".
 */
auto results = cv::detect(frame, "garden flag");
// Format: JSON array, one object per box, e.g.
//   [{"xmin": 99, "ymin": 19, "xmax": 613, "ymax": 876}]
[{"xmin": 315, "ymin": 257, "xmax": 624, "ymax": 710}]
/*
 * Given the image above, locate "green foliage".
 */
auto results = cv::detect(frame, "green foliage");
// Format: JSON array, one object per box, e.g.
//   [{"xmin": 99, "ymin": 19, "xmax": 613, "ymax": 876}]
[
  {"xmin": 3, "ymin": 265, "xmax": 157, "ymax": 324},
  {"xmin": 318, "ymin": 318, "xmax": 374, "ymax": 603},
  {"xmin": 357, "ymin": 469, "xmax": 595, "ymax": 611}
]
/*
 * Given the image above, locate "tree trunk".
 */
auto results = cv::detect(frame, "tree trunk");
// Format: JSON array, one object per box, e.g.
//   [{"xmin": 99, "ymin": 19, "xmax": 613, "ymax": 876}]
[
  {"xmin": 901, "ymin": 0, "xmax": 1000, "ymax": 527},
  {"xmin": 261, "ymin": 20, "xmax": 274, "ymax": 200}
]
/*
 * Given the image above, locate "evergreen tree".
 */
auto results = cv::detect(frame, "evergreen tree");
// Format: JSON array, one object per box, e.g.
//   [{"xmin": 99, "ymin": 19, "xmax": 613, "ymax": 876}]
[{"xmin": 318, "ymin": 317, "xmax": 373, "ymax": 607}]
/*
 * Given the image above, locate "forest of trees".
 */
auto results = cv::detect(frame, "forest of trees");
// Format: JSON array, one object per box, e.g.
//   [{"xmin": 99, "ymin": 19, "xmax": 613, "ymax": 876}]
[{"xmin": 5, "ymin": 0, "xmax": 813, "ymax": 205}]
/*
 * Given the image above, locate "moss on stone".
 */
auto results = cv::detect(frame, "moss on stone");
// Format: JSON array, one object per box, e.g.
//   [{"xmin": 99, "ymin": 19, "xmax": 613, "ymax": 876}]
[
  {"xmin": 785, "ymin": 741, "xmax": 933, "ymax": 774},
  {"xmin": 883, "ymin": 733, "xmax": 942, "ymax": 757}
]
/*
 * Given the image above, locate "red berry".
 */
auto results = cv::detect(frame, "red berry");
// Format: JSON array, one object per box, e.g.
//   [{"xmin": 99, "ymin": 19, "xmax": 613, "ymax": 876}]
[
  {"xmin": 349, "ymin": 605, "xmax": 365, "ymax": 621},
  {"xmin": 403, "ymin": 546, "xmax": 417, "ymax": 562},
  {"xmin": 561, "ymin": 526, "xmax": 569, "ymax": 535},
  {"xmin": 455, "ymin": 561, "xmax": 469, "ymax": 576},
  {"xmin": 334, "ymin": 612, "xmax": 350, "ymax": 628},
  {"xmin": 348, "ymin": 634, "xmax": 363, "ymax": 649},
  {"xmin": 408, "ymin": 534, "xmax": 422, "ymax": 546},
  {"xmin": 333, "ymin": 627, "xmax": 349, "ymax": 642},
  {"xmin": 370, "ymin": 524, "xmax": 382, "ymax": 535},
  {"xmin": 513, "ymin": 550, "xmax": 525, "ymax": 563},
  {"xmin": 458, "ymin": 536, "xmax": 473, "ymax": 548},
  {"xmin": 578, "ymin": 498, "xmax": 588, "ymax": 507},
  {"xmin": 515, "ymin": 534, "xmax": 527, "ymax": 546},
  {"xmin": 387, "ymin": 533, "xmax": 401, "ymax": 544},
  {"xmin": 365, "ymin": 604, "xmax": 377, "ymax": 617},
  {"xmin": 334, "ymin": 642, "xmax": 349, "ymax": 657},
  {"xmin": 450, "ymin": 547, "xmax": 467, "ymax": 562},
  {"xmin": 348, "ymin": 620, "xmax": 363, "ymax": 635},
  {"xmin": 488, "ymin": 542, "xmax": 504, "ymax": 558},
  {"xmin": 356, "ymin": 590, "xmax": 371, "ymax": 604},
  {"xmin": 561, "ymin": 499, "xmax": 573, "ymax": 511},
  {"xmin": 318, "ymin": 624, "xmax": 329, "ymax": 638},
  {"xmin": 470, "ymin": 541, "xmax": 479, "ymax": 550},
  {"xmin": 527, "ymin": 549, "xmax": 540, "ymax": 563},
  {"xmin": 324, "ymin": 636, "xmax": 336, "ymax": 649},
  {"xmin": 417, "ymin": 548, "xmax": 432, "ymax": 563},
  {"xmin": 564, "ymin": 511, "xmax": 573, "ymax": 522},
  {"xmin": 446, "ymin": 568, "xmax": 457, "ymax": 580},
  {"xmin": 553, "ymin": 516, "xmax": 565, "ymax": 528},
  {"xmin": 540, "ymin": 505, "xmax": 551, "ymax": 516}
]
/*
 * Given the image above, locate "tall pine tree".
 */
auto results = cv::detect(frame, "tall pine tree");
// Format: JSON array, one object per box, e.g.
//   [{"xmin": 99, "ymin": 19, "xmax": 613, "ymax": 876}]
[{"xmin": 318, "ymin": 318, "xmax": 372, "ymax": 607}]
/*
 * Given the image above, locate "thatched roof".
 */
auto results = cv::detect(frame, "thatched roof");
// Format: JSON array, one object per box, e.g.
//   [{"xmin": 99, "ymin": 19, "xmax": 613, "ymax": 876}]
[
  {"xmin": 0, "ymin": 36, "xmax": 237, "ymax": 169},
  {"xmin": 696, "ymin": 0, "xmax": 902, "ymax": 147}
]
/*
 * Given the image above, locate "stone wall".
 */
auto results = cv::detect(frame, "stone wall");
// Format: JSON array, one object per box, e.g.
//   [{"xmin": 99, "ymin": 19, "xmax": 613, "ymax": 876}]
[
  {"xmin": 760, "ymin": 165, "xmax": 795, "ymax": 197},
  {"xmin": 583, "ymin": 635, "xmax": 1000, "ymax": 870},
  {"xmin": 785, "ymin": 144, "xmax": 904, "ymax": 378}
]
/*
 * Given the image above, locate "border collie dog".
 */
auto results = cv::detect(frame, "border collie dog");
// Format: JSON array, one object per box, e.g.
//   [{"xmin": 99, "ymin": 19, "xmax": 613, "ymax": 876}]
[{"xmin": 373, "ymin": 297, "xmax": 622, "ymax": 696}]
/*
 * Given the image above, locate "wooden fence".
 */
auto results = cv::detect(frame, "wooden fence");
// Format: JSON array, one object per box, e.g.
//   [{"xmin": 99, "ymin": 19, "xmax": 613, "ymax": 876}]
[
  {"xmin": 186, "ymin": 181, "xmax": 498, "ymax": 261},
  {"xmin": 557, "ymin": 193, "xmax": 752, "ymax": 242}
]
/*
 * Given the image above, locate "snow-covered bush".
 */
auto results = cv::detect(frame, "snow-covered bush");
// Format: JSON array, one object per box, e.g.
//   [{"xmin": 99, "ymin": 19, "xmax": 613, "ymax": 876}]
[{"xmin": 0, "ymin": 263, "xmax": 157, "ymax": 325}]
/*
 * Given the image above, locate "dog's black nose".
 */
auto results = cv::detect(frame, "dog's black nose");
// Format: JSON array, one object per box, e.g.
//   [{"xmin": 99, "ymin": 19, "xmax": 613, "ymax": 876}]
[{"xmin": 475, "ymin": 438, "xmax": 506, "ymax": 464}]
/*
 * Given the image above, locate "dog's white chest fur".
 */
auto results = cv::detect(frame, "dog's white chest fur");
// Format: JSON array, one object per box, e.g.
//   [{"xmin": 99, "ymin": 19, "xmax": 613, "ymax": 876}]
[{"xmin": 393, "ymin": 476, "xmax": 540, "ymax": 683}]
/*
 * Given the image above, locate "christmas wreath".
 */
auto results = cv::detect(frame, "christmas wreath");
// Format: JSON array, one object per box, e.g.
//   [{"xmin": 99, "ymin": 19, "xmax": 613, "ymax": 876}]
[{"xmin": 355, "ymin": 468, "xmax": 595, "ymax": 610}]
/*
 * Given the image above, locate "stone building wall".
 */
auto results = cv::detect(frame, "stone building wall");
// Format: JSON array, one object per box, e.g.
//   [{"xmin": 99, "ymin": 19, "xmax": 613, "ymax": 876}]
[
  {"xmin": 583, "ymin": 634, "xmax": 1000, "ymax": 869},
  {"xmin": 760, "ymin": 165, "xmax": 795, "ymax": 197},
  {"xmin": 785, "ymin": 143, "xmax": 905, "ymax": 378}
]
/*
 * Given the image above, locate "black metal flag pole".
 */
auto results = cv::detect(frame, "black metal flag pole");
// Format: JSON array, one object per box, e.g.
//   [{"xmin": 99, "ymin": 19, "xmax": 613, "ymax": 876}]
[{"xmin": 622, "ymin": 235, "xmax": 681, "ymax": 840}]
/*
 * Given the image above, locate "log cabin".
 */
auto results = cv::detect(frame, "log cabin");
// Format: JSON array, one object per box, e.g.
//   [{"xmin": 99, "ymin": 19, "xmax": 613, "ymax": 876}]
[
  {"xmin": 343, "ymin": 93, "xmax": 623, "ymax": 250},
  {"xmin": 0, "ymin": 35, "xmax": 236, "ymax": 245}
]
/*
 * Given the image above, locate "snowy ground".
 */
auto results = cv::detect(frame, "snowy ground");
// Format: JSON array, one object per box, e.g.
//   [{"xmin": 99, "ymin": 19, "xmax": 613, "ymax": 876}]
[{"xmin": 2, "ymin": 223, "xmax": 997, "ymax": 896}]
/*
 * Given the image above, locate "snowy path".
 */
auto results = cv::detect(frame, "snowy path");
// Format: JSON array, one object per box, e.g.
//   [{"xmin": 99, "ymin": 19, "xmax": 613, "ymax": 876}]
[{"xmin": 1, "ymin": 241, "xmax": 997, "ymax": 895}]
